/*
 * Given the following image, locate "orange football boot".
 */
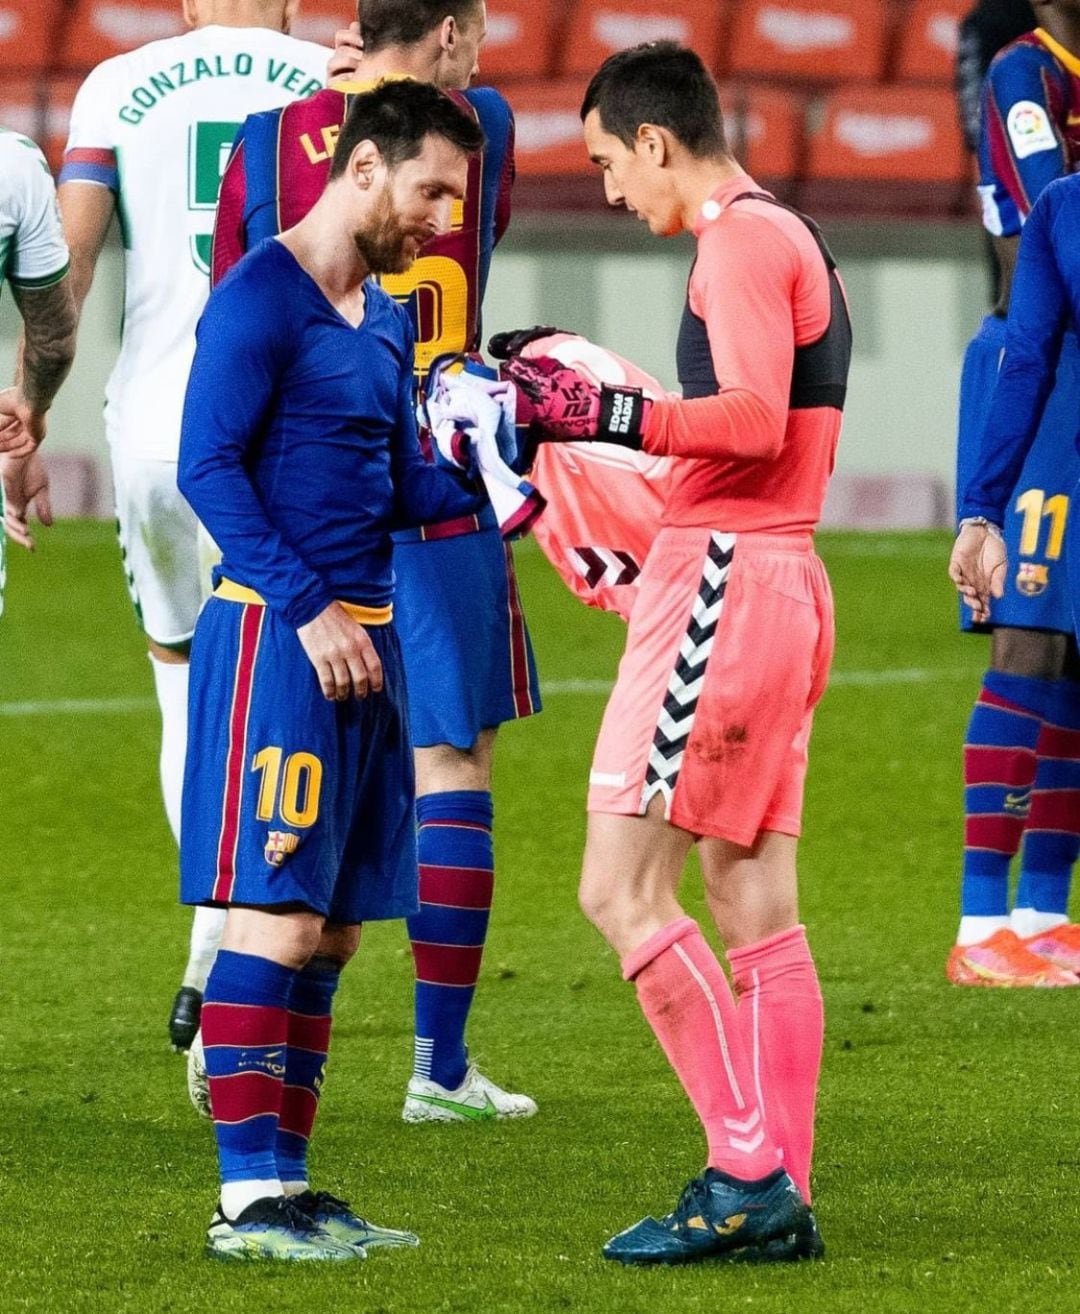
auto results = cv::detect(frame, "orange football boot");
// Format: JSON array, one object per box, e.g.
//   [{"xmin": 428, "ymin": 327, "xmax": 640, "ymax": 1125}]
[
  {"xmin": 947, "ymin": 928, "xmax": 1079, "ymax": 987},
  {"xmin": 1022, "ymin": 923, "xmax": 1080, "ymax": 974}
]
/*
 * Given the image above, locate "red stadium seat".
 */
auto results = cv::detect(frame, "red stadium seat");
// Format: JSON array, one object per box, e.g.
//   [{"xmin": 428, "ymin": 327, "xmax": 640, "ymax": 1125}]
[
  {"xmin": 0, "ymin": 76, "xmax": 45, "ymax": 151},
  {"xmin": 895, "ymin": 0, "xmax": 967, "ymax": 84},
  {"xmin": 0, "ymin": 0, "xmax": 56, "ymax": 74},
  {"xmin": 508, "ymin": 80, "xmax": 592, "ymax": 176},
  {"xmin": 719, "ymin": 84, "xmax": 806, "ymax": 193},
  {"xmin": 290, "ymin": 0, "xmax": 350, "ymax": 49},
  {"xmin": 560, "ymin": 0, "xmax": 726, "ymax": 79},
  {"xmin": 803, "ymin": 84, "xmax": 968, "ymax": 214},
  {"xmin": 728, "ymin": 0, "xmax": 889, "ymax": 84},
  {"xmin": 62, "ymin": 0, "xmax": 186, "ymax": 71},
  {"xmin": 480, "ymin": 0, "xmax": 559, "ymax": 81},
  {"xmin": 43, "ymin": 76, "xmax": 82, "ymax": 175}
]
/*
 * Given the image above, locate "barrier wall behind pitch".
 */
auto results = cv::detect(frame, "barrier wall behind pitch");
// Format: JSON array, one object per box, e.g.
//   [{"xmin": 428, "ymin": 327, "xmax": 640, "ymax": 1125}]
[{"xmin": 0, "ymin": 219, "xmax": 987, "ymax": 526}]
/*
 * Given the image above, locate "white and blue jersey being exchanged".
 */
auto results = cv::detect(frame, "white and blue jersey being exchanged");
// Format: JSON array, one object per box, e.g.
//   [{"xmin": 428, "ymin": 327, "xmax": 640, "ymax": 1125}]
[
  {"xmin": 212, "ymin": 81, "xmax": 540, "ymax": 748},
  {"xmin": 177, "ymin": 238, "xmax": 484, "ymax": 922},
  {"xmin": 963, "ymin": 172, "xmax": 1080, "ymax": 614},
  {"xmin": 958, "ymin": 26, "xmax": 1080, "ymax": 631}
]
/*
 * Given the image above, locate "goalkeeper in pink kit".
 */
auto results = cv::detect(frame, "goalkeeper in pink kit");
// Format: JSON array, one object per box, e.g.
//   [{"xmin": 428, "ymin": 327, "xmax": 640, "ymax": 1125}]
[{"xmin": 500, "ymin": 43, "xmax": 851, "ymax": 1265}]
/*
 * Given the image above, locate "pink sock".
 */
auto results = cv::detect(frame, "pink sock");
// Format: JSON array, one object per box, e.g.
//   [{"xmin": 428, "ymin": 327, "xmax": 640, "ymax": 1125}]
[
  {"xmin": 623, "ymin": 917, "xmax": 781, "ymax": 1180},
  {"xmin": 727, "ymin": 925, "xmax": 823, "ymax": 1203}
]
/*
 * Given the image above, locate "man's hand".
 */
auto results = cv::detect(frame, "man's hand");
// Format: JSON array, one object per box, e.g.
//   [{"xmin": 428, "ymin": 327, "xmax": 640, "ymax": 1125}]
[
  {"xmin": 297, "ymin": 601, "xmax": 384, "ymax": 701},
  {"xmin": 949, "ymin": 521, "xmax": 1006, "ymax": 624},
  {"xmin": 0, "ymin": 387, "xmax": 46, "ymax": 456},
  {"xmin": 502, "ymin": 355, "xmax": 651, "ymax": 447},
  {"xmin": 328, "ymin": 20, "xmax": 363, "ymax": 81},
  {"xmin": 2, "ymin": 451, "xmax": 53, "ymax": 550}
]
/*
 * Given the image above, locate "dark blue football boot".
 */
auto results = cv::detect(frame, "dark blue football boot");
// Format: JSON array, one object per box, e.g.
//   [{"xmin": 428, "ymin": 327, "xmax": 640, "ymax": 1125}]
[{"xmin": 603, "ymin": 1167, "xmax": 814, "ymax": 1266}]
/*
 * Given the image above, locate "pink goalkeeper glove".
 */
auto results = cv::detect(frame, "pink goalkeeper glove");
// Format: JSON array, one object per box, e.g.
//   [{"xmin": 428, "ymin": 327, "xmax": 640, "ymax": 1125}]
[{"xmin": 503, "ymin": 355, "xmax": 652, "ymax": 448}]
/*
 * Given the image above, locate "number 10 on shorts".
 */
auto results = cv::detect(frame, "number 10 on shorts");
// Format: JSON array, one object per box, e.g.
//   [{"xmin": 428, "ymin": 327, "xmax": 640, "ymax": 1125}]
[{"xmin": 251, "ymin": 747, "xmax": 323, "ymax": 827}]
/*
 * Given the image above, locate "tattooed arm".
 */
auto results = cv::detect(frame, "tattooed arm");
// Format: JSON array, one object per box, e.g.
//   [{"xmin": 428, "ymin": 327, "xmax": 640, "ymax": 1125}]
[{"xmin": 11, "ymin": 277, "xmax": 78, "ymax": 413}]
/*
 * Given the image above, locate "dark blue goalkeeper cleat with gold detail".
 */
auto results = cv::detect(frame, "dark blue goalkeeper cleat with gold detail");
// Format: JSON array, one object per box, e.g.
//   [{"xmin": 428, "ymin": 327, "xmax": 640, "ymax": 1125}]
[{"xmin": 603, "ymin": 1167, "xmax": 815, "ymax": 1266}]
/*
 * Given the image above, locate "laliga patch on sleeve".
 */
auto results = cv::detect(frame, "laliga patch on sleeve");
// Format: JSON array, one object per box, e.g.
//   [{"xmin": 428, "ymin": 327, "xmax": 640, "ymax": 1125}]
[{"xmin": 1006, "ymin": 100, "xmax": 1059, "ymax": 159}]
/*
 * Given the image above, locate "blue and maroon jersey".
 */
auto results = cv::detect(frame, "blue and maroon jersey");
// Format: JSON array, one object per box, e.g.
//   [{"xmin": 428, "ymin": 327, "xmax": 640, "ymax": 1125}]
[
  {"xmin": 211, "ymin": 79, "xmax": 514, "ymax": 383},
  {"xmin": 978, "ymin": 27, "xmax": 1080, "ymax": 236}
]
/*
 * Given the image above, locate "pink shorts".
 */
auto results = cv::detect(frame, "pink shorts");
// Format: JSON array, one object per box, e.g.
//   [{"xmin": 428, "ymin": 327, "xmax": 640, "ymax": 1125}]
[{"xmin": 588, "ymin": 528, "xmax": 834, "ymax": 846}]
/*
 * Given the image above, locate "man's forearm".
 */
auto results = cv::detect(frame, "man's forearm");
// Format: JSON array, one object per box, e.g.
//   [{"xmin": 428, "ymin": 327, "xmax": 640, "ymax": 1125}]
[{"xmin": 12, "ymin": 279, "xmax": 78, "ymax": 413}]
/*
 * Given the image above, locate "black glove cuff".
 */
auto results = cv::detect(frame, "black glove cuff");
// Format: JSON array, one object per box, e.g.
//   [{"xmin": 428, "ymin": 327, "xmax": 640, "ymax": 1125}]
[
  {"xmin": 487, "ymin": 325, "xmax": 564, "ymax": 360},
  {"xmin": 598, "ymin": 385, "xmax": 646, "ymax": 448}
]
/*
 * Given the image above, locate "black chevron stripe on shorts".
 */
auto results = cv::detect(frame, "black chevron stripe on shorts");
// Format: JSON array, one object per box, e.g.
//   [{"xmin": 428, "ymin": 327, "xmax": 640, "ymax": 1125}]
[{"xmin": 641, "ymin": 533, "xmax": 735, "ymax": 814}]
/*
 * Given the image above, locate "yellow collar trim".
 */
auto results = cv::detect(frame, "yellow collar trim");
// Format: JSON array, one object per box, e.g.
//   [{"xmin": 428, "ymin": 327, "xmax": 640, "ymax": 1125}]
[
  {"xmin": 329, "ymin": 73, "xmax": 417, "ymax": 94},
  {"xmin": 1033, "ymin": 28, "xmax": 1080, "ymax": 80}
]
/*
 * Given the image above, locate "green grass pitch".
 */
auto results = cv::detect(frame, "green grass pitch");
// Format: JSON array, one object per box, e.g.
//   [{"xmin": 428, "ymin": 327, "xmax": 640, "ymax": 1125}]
[{"xmin": 3, "ymin": 523, "xmax": 1080, "ymax": 1312}]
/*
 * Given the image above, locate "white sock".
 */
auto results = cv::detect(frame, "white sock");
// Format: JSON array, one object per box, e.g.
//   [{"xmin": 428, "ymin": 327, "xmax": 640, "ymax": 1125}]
[
  {"xmin": 148, "ymin": 654, "xmax": 189, "ymax": 846},
  {"xmin": 1010, "ymin": 907, "xmax": 1069, "ymax": 938},
  {"xmin": 183, "ymin": 906, "xmax": 227, "ymax": 991},
  {"xmin": 220, "ymin": 1179, "xmax": 283, "ymax": 1221},
  {"xmin": 281, "ymin": 1181, "xmax": 309, "ymax": 1197},
  {"xmin": 957, "ymin": 915, "xmax": 1009, "ymax": 946}
]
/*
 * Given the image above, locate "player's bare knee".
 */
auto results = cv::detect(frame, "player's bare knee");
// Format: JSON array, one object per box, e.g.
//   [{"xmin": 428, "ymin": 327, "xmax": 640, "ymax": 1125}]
[
  {"xmin": 221, "ymin": 905, "xmax": 324, "ymax": 969},
  {"xmin": 578, "ymin": 865, "xmax": 661, "ymax": 948},
  {"xmin": 148, "ymin": 638, "xmax": 190, "ymax": 664},
  {"xmin": 577, "ymin": 866, "xmax": 619, "ymax": 933},
  {"xmin": 313, "ymin": 923, "xmax": 361, "ymax": 966},
  {"xmin": 990, "ymin": 626, "xmax": 1066, "ymax": 679},
  {"xmin": 415, "ymin": 732, "xmax": 494, "ymax": 795}
]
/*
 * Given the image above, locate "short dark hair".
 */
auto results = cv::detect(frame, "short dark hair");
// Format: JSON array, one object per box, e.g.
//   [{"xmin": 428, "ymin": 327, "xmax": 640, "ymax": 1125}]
[
  {"xmin": 329, "ymin": 79, "xmax": 485, "ymax": 178},
  {"xmin": 358, "ymin": 0, "xmax": 482, "ymax": 54},
  {"xmin": 581, "ymin": 42, "xmax": 727, "ymax": 159}
]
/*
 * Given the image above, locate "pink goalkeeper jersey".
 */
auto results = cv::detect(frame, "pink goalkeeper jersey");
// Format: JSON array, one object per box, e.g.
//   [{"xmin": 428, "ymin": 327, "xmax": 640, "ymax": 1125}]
[{"xmin": 643, "ymin": 175, "xmax": 851, "ymax": 535}]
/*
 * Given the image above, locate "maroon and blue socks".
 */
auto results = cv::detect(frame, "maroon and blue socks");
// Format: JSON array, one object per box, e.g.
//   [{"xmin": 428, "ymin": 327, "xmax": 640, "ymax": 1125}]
[
  {"xmin": 1016, "ymin": 679, "xmax": 1080, "ymax": 920},
  {"xmin": 203, "ymin": 949, "xmax": 340, "ymax": 1194},
  {"xmin": 202, "ymin": 949, "xmax": 296, "ymax": 1189},
  {"xmin": 276, "ymin": 960, "xmax": 340, "ymax": 1187},
  {"xmin": 408, "ymin": 790, "xmax": 495, "ymax": 1090}
]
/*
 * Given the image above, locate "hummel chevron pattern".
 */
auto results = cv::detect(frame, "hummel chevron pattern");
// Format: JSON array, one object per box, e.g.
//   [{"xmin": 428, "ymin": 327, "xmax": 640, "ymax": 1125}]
[
  {"xmin": 571, "ymin": 546, "xmax": 641, "ymax": 590},
  {"xmin": 642, "ymin": 533, "xmax": 735, "ymax": 813},
  {"xmin": 724, "ymin": 1108, "xmax": 765, "ymax": 1155}
]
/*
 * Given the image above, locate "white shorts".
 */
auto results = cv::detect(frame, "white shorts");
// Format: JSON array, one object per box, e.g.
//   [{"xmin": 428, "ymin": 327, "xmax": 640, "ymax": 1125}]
[{"xmin": 112, "ymin": 452, "xmax": 203, "ymax": 647}]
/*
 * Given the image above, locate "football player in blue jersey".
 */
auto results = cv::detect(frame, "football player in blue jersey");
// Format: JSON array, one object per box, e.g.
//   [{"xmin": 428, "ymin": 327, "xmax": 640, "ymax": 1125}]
[
  {"xmin": 954, "ymin": 173, "xmax": 1080, "ymax": 675},
  {"xmin": 178, "ymin": 81, "xmax": 486, "ymax": 1262},
  {"xmin": 201, "ymin": 0, "xmax": 541, "ymax": 1125},
  {"xmin": 949, "ymin": 0, "xmax": 1080, "ymax": 987}
]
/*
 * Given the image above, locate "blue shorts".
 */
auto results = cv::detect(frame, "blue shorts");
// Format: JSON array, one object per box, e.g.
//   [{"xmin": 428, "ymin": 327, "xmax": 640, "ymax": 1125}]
[
  {"xmin": 180, "ymin": 596, "xmax": 418, "ymax": 924},
  {"xmin": 957, "ymin": 315, "xmax": 1080, "ymax": 633},
  {"xmin": 390, "ymin": 522, "xmax": 541, "ymax": 749}
]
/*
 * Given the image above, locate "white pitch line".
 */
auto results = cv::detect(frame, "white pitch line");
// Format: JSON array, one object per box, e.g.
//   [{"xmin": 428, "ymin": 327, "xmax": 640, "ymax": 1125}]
[
  {"xmin": 0, "ymin": 667, "xmax": 978, "ymax": 717},
  {"xmin": 828, "ymin": 666, "xmax": 974, "ymax": 688},
  {"xmin": 540, "ymin": 669, "xmax": 976, "ymax": 694},
  {"xmin": 0, "ymin": 696, "xmax": 157, "ymax": 717}
]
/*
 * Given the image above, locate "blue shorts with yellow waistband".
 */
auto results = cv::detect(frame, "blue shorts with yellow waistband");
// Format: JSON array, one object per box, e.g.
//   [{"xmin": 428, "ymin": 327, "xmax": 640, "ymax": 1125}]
[
  {"xmin": 391, "ymin": 507, "xmax": 541, "ymax": 750},
  {"xmin": 957, "ymin": 316, "xmax": 1080, "ymax": 634},
  {"xmin": 179, "ymin": 582, "xmax": 419, "ymax": 924}
]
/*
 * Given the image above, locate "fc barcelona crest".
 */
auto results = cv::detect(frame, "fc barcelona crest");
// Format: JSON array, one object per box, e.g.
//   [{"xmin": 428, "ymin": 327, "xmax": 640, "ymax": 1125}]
[
  {"xmin": 265, "ymin": 830, "xmax": 300, "ymax": 867},
  {"xmin": 1016, "ymin": 562, "xmax": 1049, "ymax": 596}
]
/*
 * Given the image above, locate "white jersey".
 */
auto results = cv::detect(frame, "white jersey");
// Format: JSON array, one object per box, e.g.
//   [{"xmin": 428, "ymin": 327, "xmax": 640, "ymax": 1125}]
[
  {"xmin": 0, "ymin": 128, "xmax": 70, "ymax": 293},
  {"xmin": 0, "ymin": 128, "xmax": 69, "ymax": 619},
  {"xmin": 62, "ymin": 25, "xmax": 327, "ymax": 461}
]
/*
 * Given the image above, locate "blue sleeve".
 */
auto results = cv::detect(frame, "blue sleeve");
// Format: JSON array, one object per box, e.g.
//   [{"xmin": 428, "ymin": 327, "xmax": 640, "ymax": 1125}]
[
  {"xmin": 178, "ymin": 276, "xmax": 334, "ymax": 628},
  {"xmin": 389, "ymin": 315, "xmax": 485, "ymax": 527},
  {"xmin": 961, "ymin": 185, "xmax": 1071, "ymax": 524},
  {"xmin": 984, "ymin": 45, "xmax": 1070, "ymax": 220},
  {"xmin": 242, "ymin": 108, "xmax": 287, "ymax": 247}
]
